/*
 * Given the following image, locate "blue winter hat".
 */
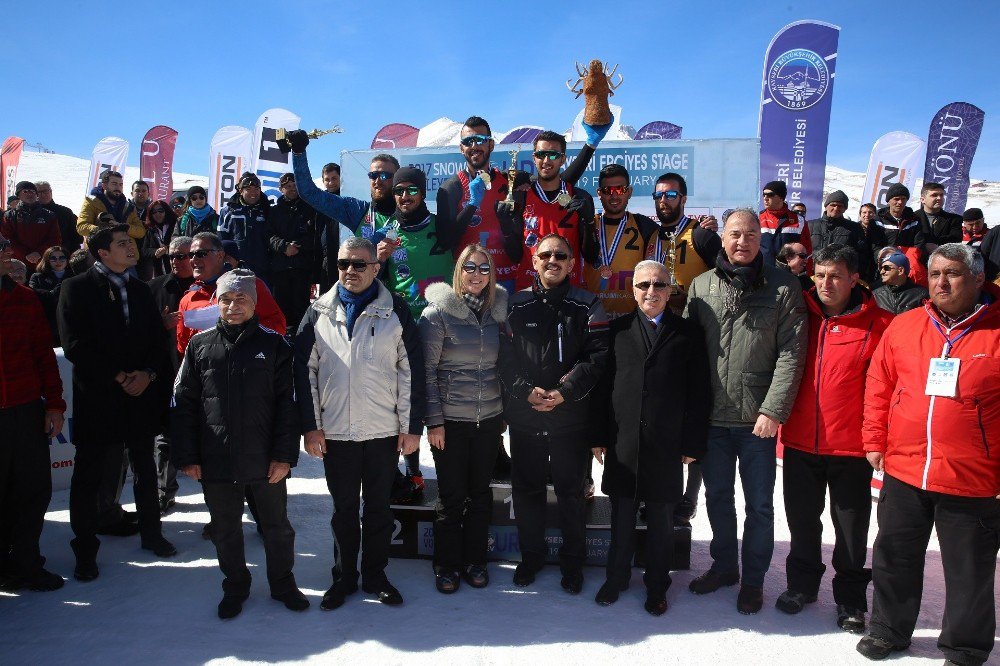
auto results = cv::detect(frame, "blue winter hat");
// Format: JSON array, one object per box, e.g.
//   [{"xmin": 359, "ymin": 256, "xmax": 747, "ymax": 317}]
[{"xmin": 883, "ymin": 251, "xmax": 910, "ymax": 274}]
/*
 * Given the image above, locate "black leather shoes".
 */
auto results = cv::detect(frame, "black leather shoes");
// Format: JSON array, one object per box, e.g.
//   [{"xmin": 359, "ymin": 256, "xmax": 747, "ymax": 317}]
[
  {"xmin": 272, "ymin": 588, "xmax": 310, "ymax": 611},
  {"xmin": 320, "ymin": 580, "xmax": 357, "ymax": 611},
  {"xmin": 595, "ymin": 580, "xmax": 621, "ymax": 606},
  {"xmin": 560, "ymin": 570, "xmax": 584, "ymax": 594},
  {"xmin": 775, "ymin": 589, "xmax": 817, "ymax": 614},
  {"xmin": 218, "ymin": 595, "xmax": 247, "ymax": 619},
  {"xmin": 73, "ymin": 557, "xmax": 99, "ymax": 582},
  {"xmin": 96, "ymin": 519, "xmax": 140, "ymax": 537},
  {"xmin": 363, "ymin": 579, "xmax": 403, "ymax": 606},
  {"xmin": 836, "ymin": 605, "xmax": 866, "ymax": 634},
  {"xmin": 513, "ymin": 562, "xmax": 541, "ymax": 587},
  {"xmin": 737, "ymin": 585, "xmax": 764, "ymax": 615},
  {"xmin": 856, "ymin": 636, "xmax": 906, "ymax": 660},
  {"xmin": 462, "ymin": 564, "xmax": 489, "ymax": 588},
  {"xmin": 435, "ymin": 570, "xmax": 460, "ymax": 594},
  {"xmin": 141, "ymin": 535, "xmax": 178, "ymax": 558},
  {"xmin": 644, "ymin": 593, "xmax": 668, "ymax": 616},
  {"xmin": 688, "ymin": 569, "xmax": 739, "ymax": 595}
]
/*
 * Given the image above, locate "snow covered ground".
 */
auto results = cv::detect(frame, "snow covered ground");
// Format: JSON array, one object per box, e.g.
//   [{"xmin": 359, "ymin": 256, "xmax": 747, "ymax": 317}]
[{"xmin": 3, "ymin": 437, "xmax": 993, "ymax": 666}]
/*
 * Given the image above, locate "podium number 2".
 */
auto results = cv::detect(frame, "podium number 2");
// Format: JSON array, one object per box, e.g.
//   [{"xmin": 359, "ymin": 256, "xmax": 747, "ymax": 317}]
[{"xmin": 391, "ymin": 520, "xmax": 403, "ymax": 545}]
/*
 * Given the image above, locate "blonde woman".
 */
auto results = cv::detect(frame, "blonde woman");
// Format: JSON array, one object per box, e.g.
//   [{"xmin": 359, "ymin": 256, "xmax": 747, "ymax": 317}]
[{"xmin": 419, "ymin": 244, "xmax": 507, "ymax": 594}]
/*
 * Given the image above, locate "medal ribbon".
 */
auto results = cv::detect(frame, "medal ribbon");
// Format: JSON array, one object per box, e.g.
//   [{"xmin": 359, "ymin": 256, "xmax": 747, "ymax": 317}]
[
  {"xmin": 533, "ymin": 179, "xmax": 567, "ymax": 205},
  {"xmin": 599, "ymin": 212, "xmax": 629, "ymax": 268}
]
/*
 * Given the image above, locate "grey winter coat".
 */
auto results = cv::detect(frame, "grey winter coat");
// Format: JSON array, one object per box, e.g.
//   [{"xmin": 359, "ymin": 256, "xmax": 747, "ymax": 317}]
[
  {"xmin": 684, "ymin": 261, "xmax": 808, "ymax": 427},
  {"xmin": 418, "ymin": 282, "xmax": 508, "ymax": 426}
]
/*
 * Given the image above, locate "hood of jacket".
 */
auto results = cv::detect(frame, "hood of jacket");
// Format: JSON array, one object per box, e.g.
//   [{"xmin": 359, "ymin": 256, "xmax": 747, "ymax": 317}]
[{"xmin": 424, "ymin": 282, "xmax": 507, "ymax": 323}]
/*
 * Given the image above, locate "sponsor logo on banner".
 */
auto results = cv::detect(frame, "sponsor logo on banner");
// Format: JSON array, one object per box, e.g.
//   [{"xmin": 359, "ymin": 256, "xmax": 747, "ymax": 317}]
[
  {"xmin": 922, "ymin": 102, "xmax": 985, "ymax": 214},
  {"xmin": 758, "ymin": 21, "xmax": 840, "ymax": 214},
  {"xmin": 634, "ymin": 121, "xmax": 683, "ymax": 140},
  {"xmin": 252, "ymin": 108, "xmax": 300, "ymax": 204},
  {"xmin": 140, "ymin": 125, "xmax": 178, "ymax": 202},
  {"xmin": 863, "ymin": 131, "xmax": 925, "ymax": 207},
  {"xmin": 208, "ymin": 126, "xmax": 252, "ymax": 211},
  {"xmin": 767, "ymin": 49, "xmax": 830, "ymax": 110},
  {"xmin": 87, "ymin": 137, "xmax": 129, "ymax": 193}
]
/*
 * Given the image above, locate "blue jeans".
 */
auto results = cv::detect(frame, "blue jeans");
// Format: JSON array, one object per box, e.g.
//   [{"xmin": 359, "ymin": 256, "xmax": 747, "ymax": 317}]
[{"xmin": 701, "ymin": 426, "xmax": 777, "ymax": 587}]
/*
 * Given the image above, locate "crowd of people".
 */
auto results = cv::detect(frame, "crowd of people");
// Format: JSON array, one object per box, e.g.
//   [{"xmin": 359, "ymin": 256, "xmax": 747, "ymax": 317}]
[{"xmin": 0, "ymin": 112, "xmax": 998, "ymax": 666}]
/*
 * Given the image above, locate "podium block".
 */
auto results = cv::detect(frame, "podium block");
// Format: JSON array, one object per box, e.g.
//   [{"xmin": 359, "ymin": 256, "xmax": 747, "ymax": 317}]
[{"xmin": 389, "ymin": 479, "xmax": 690, "ymax": 569}]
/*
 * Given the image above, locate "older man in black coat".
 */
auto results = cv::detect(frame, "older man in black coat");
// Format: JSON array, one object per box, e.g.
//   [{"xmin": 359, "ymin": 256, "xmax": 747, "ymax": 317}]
[
  {"xmin": 57, "ymin": 224, "xmax": 175, "ymax": 582},
  {"xmin": 591, "ymin": 259, "xmax": 712, "ymax": 615}
]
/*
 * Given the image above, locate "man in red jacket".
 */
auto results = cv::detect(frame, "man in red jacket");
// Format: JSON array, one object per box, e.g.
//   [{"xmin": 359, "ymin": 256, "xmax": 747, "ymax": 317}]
[
  {"xmin": 0, "ymin": 181, "xmax": 61, "ymax": 270},
  {"xmin": 0, "ymin": 232, "xmax": 67, "ymax": 591},
  {"xmin": 776, "ymin": 244, "xmax": 892, "ymax": 632},
  {"xmin": 857, "ymin": 242, "xmax": 1000, "ymax": 664},
  {"xmin": 177, "ymin": 232, "xmax": 286, "ymax": 354}
]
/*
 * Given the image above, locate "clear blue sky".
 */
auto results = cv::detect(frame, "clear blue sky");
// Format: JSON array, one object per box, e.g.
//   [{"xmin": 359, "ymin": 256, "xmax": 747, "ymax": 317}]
[{"xmin": 8, "ymin": 0, "xmax": 999, "ymax": 180}]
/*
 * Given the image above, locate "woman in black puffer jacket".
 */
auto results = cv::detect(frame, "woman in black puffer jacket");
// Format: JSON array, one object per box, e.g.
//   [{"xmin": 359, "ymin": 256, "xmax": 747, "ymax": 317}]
[{"xmin": 418, "ymin": 243, "xmax": 507, "ymax": 595}]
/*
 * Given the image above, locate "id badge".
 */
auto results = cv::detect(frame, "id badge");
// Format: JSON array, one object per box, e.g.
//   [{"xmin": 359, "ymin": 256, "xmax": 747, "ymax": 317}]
[{"xmin": 925, "ymin": 357, "xmax": 960, "ymax": 397}]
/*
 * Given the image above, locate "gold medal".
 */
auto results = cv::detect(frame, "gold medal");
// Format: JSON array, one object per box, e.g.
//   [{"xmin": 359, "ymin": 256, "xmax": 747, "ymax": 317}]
[
  {"xmin": 555, "ymin": 191, "xmax": 572, "ymax": 207},
  {"xmin": 600, "ymin": 265, "xmax": 613, "ymax": 280},
  {"xmin": 479, "ymin": 170, "xmax": 492, "ymax": 190}
]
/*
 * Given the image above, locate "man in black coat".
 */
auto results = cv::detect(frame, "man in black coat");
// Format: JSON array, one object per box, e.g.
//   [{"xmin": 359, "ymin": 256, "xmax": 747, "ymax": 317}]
[
  {"xmin": 267, "ymin": 173, "xmax": 317, "ymax": 334},
  {"xmin": 148, "ymin": 235, "xmax": 195, "ymax": 513},
  {"xmin": 913, "ymin": 182, "xmax": 963, "ymax": 258},
  {"xmin": 172, "ymin": 269, "xmax": 307, "ymax": 619},
  {"xmin": 591, "ymin": 259, "xmax": 711, "ymax": 615},
  {"xmin": 808, "ymin": 191, "xmax": 874, "ymax": 284},
  {"xmin": 36, "ymin": 181, "xmax": 82, "ymax": 253},
  {"xmin": 56, "ymin": 224, "xmax": 176, "ymax": 581}
]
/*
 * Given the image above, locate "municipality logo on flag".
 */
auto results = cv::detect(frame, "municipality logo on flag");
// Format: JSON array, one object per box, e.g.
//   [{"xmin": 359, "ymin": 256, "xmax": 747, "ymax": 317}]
[{"xmin": 768, "ymin": 48, "xmax": 830, "ymax": 111}]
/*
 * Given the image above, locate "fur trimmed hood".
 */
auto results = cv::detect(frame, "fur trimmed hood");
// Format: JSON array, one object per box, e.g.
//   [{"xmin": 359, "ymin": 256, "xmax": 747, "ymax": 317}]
[{"xmin": 424, "ymin": 281, "xmax": 507, "ymax": 323}]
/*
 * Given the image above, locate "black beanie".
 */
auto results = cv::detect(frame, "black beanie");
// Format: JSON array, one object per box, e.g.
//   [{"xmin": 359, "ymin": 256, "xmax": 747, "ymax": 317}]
[
  {"xmin": 237, "ymin": 172, "xmax": 261, "ymax": 190},
  {"xmin": 15, "ymin": 181, "xmax": 36, "ymax": 196},
  {"xmin": 824, "ymin": 190, "xmax": 849, "ymax": 207},
  {"xmin": 392, "ymin": 167, "xmax": 426, "ymax": 192},
  {"xmin": 963, "ymin": 207, "xmax": 984, "ymax": 222},
  {"xmin": 885, "ymin": 183, "xmax": 910, "ymax": 202},
  {"xmin": 187, "ymin": 185, "xmax": 207, "ymax": 200},
  {"xmin": 763, "ymin": 180, "xmax": 787, "ymax": 199}
]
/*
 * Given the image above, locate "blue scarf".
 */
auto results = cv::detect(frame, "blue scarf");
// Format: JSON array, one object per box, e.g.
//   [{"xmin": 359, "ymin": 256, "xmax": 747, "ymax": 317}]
[
  {"xmin": 337, "ymin": 282, "xmax": 378, "ymax": 339},
  {"xmin": 188, "ymin": 204, "xmax": 216, "ymax": 224}
]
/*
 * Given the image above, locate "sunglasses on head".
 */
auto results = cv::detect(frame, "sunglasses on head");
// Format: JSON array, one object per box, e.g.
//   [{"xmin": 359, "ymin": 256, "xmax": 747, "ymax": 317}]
[
  {"xmin": 599, "ymin": 185, "xmax": 630, "ymax": 196},
  {"xmin": 536, "ymin": 250, "xmax": 569, "ymax": 261},
  {"xmin": 462, "ymin": 261, "xmax": 491, "ymax": 275},
  {"xmin": 168, "ymin": 252, "xmax": 193, "ymax": 260},
  {"xmin": 392, "ymin": 185, "xmax": 421, "ymax": 197},
  {"xmin": 652, "ymin": 190, "xmax": 680, "ymax": 201},
  {"xmin": 190, "ymin": 249, "xmax": 217, "ymax": 259},
  {"xmin": 49, "ymin": 255, "xmax": 67, "ymax": 262},
  {"xmin": 367, "ymin": 171, "xmax": 393, "ymax": 181},
  {"xmin": 460, "ymin": 134, "xmax": 491, "ymax": 147},
  {"xmin": 533, "ymin": 150, "xmax": 564, "ymax": 162},
  {"xmin": 634, "ymin": 281, "xmax": 668, "ymax": 291},
  {"xmin": 189, "ymin": 194, "xmax": 206, "ymax": 201},
  {"xmin": 337, "ymin": 258, "xmax": 375, "ymax": 272}
]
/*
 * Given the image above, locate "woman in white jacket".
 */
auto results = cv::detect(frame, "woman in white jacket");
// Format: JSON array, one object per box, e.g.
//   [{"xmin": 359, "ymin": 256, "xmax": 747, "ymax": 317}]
[{"xmin": 419, "ymin": 244, "xmax": 507, "ymax": 594}]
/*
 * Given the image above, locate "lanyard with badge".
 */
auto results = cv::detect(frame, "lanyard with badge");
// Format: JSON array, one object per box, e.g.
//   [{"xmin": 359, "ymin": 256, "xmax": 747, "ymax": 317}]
[{"xmin": 925, "ymin": 307, "xmax": 988, "ymax": 397}]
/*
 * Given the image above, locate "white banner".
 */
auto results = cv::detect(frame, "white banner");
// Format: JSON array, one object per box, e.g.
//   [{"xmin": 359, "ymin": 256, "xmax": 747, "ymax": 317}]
[
  {"xmin": 86, "ymin": 137, "xmax": 129, "ymax": 193},
  {"xmin": 862, "ymin": 131, "xmax": 925, "ymax": 207},
  {"xmin": 207, "ymin": 126, "xmax": 252, "ymax": 211},
  {"xmin": 251, "ymin": 108, "xmax": 300, "ymax": 203}
]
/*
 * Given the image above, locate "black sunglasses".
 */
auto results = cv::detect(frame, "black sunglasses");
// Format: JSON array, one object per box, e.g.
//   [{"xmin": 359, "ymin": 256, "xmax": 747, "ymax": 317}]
[
  {"xmin": 462, "ymin": 261, "xmax": 491, "ymax": 275},
  {"xmin": 189, "ymin": 194, "xmax": 206, "ymax": 201},
  {"xmin": 652, "ymin": 190, "xmax": 681, "ymax": 201},
  {"xmin": 536, "ymin": 250, "xmax": 569, "ymax": 261},
  {"xmin": 168, "ymin": 252, "xmax": 193, "ymax": 260},
  {"xmin": 367, "ymin": 171, "xmax": 393, "ymax": 181},
  {"xmin": 191, "ymin": 249, "xmax": 218, "ymax": 259},
  {"xmin": 460, "ymin": 134, "xmax": 491, "ymax": 147},
  {"xmin": 337, "ymin": 259, "xmax": 376, "ymax": 272},
  {"xmin": 634, "ymin": 281, "xmax": 668, "ymax": 290},
  {"xmin": 49, "ymin": 255, "xmax": 68, "ymax": 262},
  {"xmin": 393, "ymin": 185, "xmax": 421, "ymax": 197},
  {"xmin": 879, "ymin": 264, "xmax": 898, "ymax": 273},
  {"xmin": 533, "ymin": 150, "xmax": 564, "ymax": 161}
]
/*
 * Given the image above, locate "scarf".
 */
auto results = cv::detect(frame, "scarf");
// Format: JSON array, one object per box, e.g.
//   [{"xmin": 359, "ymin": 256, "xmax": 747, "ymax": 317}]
[
  {"xmin": 53, "ymin": 269, "xmax": 66, "ymax": 279},
  {"xmin": 93, "ymin": 261, "xmax": 131, "ymax": 324},
  {"xmin": 462, "ymin": 291, "xmax": 485, "ymax": 318},
  {"xmin": 188, "ymin": 204, "xmax": 216, "ymax": 224},
  {"xmin": 715, "ymin": 250, "xmax": 763, "ymax": 312},
  {"xmin": 372, "ymin": 195, "xmax": 396, "ymax": 217},
  {"xmin": 338, "ymin": 282, "xmax": 379, "ymax": 339},
  {"xmin": 395, "ymin": 202, "xmax": 432, "ymax": 229},
  {"xmin": 219, "ymin": 315, "xmax": 257, "ymax": 343}
]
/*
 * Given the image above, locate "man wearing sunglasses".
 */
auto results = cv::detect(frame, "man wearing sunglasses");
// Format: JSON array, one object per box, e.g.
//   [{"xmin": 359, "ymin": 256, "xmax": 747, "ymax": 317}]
[
  {"xmin": 871, "ymin": 250, "xmax": 928, "ymax": 315},
  {"xmin": 583, "ymin": 164, "xmax": 657, "ymax": 318},
  {"xmin": 507, "ymin": 130, "xmax": 599, "ymax": 291},
  {"xmin": 590, "ymin": 260, "xmax": 711, "ymax": 615},
  {"xmin": 77, "ymin": 170, "xmax": 146, "ymax": 242},
  {"xmin": 281, "ymin": 130, "xmax": 402, "ymax": 270},
  {"xmin": 148, "ymin": 235, "xmax": 195, "ymax": 513},
  {"xmin": 776, "ymin": 242, "xmax": 815, "ymax": 293},
  {"xmin": 758, "ymin": 180, "xmax": 812, "ymax": 270},
  {"xmin": 499, "ymin": 233, "xmax": 609, "ymax": 594},
  {"xmin": 1, "ymin": 181, "xmax": 61, "ymax": 274},
  {"xmin": 295, "ymin": 236, "xmax": 425, "ymax": 611},
  {"xmin": 175, "ymin": 232, "xmax": 286, "ymax": 353},
  {"xmin": 645, "ymin": 173, "xmax": 722, "ymax": 306},
  {"xmin": 0, "ymin": 232, "xmax": 67, "ymax": 591},
  {"xmin": 219, "ymin": 173, "xmax": 273, "ymax": 286}
]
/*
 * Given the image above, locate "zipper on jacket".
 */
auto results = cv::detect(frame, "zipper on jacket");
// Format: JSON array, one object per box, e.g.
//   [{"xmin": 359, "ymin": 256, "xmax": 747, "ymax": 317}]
[
  {"xmin": 476, "ymin": 320, "xmax": 484, "ymax": 427},
  {"xmin": 814, "ymin": 319, "xmax": 829, "ymax": 453},
  {"xmin": 857, "ymin": 323, "xmax": 873, "ymax": 363},
  {"xmin": 557, "ymin": 322, "xmax": 564, "ymax": 363},
  {"xmin": 974, "ymin": 397, "xmax": 990, "ymax": 458}
]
